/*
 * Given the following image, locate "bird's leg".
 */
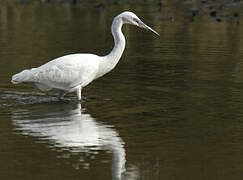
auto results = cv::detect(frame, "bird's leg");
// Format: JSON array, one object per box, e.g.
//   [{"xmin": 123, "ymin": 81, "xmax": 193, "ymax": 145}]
[
  {"xmin": 76, "ymin": 87, "xmax": 82, "ymax": 101},
  {"xmin": 58, "ymin": 91, "xmax": 66, "ymax": 100}
]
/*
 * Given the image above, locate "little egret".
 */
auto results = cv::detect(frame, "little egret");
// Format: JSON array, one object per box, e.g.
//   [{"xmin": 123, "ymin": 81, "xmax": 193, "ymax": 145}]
[{"xmin": 11, "ymin": 11, "xmax": 159, "ymax": 101}]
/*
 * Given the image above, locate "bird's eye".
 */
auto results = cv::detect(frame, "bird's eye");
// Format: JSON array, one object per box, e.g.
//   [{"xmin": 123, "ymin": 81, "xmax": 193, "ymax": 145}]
[{"xmin": 133, "ymin": 18, "xmax": 139, "ymax": 23}]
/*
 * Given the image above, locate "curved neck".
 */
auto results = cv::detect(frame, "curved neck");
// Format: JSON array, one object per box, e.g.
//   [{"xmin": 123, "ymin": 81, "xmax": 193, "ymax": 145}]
[
  {"xmin": 97, "ymin": 17, "xmax": 125, "ymax": 78},
  {"xmin": 108, "ymin": 18, "xmax": 126, "ymax": 61}
]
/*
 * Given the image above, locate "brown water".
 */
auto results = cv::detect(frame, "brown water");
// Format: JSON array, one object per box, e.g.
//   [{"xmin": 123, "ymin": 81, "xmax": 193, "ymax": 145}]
[{"xmin": 1, "ymin": 0, "xmax": 243, "ymax": 180}]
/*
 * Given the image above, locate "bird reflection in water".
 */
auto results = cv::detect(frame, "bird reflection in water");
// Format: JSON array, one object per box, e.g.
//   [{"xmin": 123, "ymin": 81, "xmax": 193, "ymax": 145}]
[{"xmin": 11, "ymin": 103, "xmax": 125, "ymax": 179}]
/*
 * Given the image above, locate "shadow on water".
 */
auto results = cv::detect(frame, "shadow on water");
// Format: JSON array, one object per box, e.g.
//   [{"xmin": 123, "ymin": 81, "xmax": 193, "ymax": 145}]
[{"xmin": 10, "ymin": 101, "xmax": 126, "ymax": 179}]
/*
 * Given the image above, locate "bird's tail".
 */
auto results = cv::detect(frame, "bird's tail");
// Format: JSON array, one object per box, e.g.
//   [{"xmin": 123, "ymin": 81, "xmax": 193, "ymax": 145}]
[{"xmin": 11, "ymin": 69, "xmax": 35, "ymax": 84}]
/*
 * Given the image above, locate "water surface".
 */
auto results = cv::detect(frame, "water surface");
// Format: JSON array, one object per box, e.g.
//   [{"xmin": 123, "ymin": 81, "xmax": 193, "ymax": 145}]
[{"xmin": 1, "ymin": 1, "xmax": 243, "ymax": 180}]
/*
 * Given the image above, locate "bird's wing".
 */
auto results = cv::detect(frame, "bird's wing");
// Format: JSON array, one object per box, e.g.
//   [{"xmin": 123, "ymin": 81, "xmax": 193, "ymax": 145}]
[{"xmin": 32, "ymin": 54, "xmax": 99, "ymax": 91}]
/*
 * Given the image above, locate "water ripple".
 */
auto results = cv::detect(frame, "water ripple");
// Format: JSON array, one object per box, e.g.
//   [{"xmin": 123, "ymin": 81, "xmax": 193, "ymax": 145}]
[{"xmin": 0, "ymin": 90, "xmax": 71, "ymax": 108}]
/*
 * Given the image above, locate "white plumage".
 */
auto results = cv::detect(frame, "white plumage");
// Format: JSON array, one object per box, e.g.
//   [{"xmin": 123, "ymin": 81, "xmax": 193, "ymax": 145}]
[{"xmin": 11, "ymin": 11, "xmax": 159, "ymax": 100}]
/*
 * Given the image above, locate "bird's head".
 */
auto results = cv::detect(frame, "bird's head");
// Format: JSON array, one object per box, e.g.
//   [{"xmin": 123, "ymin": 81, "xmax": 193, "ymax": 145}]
[{"xmin": 117, "ymin": 11, "xmax": 160, "ymax": 36}]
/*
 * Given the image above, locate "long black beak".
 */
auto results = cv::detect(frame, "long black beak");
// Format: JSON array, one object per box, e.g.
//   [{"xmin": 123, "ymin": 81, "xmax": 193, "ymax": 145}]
[{"xmin": 139, "ymin": 21, "xmax": 160, "ymax": 36}]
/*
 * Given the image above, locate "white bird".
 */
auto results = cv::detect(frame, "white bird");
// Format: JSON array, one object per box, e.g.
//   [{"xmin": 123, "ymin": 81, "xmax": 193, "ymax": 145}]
[{"xmin": 11, "ymin": 11, "xmax": 159, "ymax": 101}]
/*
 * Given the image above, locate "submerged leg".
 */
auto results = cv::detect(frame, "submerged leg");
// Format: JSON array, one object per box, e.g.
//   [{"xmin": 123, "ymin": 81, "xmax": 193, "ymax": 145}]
[
  {"xmin": 58, "ymin": 91, "xmax": 66, "ymax": 100},
  {"xmin": 76, "ymin": 87, "xmax": 82, "ymax": 101}
]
